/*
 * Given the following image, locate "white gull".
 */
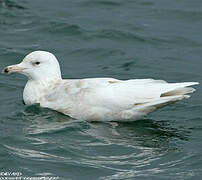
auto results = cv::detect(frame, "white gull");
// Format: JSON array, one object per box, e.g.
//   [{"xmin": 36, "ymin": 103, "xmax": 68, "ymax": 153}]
[{"xmin": 3, "ymin": 51, "xmax": 199, "ymax": 121}]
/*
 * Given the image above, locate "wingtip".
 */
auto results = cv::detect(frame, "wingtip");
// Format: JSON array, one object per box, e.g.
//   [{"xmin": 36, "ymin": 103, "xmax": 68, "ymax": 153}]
[
  {"xmin": 186, "ymin": 82, "xmax": 199, "ymax": 86},
  {"xmin": 183, "ymin": 95, "xmax": 190, "ymax": 99}
]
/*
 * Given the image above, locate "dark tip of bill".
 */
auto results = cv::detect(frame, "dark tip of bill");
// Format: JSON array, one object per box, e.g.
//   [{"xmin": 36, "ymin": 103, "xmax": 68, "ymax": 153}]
[{"xmin": 3, "ymin": 67, "xmax": 9, "ymax": 74}]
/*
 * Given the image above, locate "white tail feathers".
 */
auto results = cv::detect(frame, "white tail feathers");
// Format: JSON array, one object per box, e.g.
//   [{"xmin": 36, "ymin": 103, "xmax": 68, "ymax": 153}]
[
  {"xmin": 134, "ymin": 82, "xmax": 199, "ymax": 115},
  {"xmin": 160, "ymin": 87, "xmax": 196, "ymax": 97},
  {"xmin": 158, "ymin": 82, "xmax": 199, "ymax": 108}
]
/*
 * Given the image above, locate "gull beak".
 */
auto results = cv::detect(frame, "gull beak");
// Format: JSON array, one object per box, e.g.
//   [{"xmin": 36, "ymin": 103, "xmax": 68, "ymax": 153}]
[{"xmin": 2, "ymin": 64, "xmax": 25, "ymax": 74}]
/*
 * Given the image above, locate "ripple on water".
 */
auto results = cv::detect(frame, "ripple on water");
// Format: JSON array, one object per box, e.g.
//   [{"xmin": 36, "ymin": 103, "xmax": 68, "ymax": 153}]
[
  {"xmin": 0, "ymin": 0, "xmax": 26, "ymax": 10},
  {"xmin": 35, "ymin": 21, "xmax": 85, "ymax": 36},
  {"xmin": 0, "ymin": 0, "xmax": 202, "ymax": 178},
  {"xmin": 80, "ymin": 0, "xmax": 122, "ymax": 7},
  {"xmin": 0, "ymin": 101, "xmax": 199, "ymax": 179}
]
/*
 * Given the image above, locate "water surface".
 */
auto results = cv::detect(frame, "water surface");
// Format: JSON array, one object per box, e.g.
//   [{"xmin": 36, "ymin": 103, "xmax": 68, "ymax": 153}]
[{"xmin": 0, "ymin": 0, "xmax": 202, "ymax": 179}]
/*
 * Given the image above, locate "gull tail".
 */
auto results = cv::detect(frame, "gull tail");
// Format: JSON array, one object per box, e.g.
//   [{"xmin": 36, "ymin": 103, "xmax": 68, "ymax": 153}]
[
  {"xmin": 160, "ymin": 82, "xmax": 199, "ymax": 98},
  {"xmin": 134, "ymin": 82, "xmax": 199, "ymax": 115}
]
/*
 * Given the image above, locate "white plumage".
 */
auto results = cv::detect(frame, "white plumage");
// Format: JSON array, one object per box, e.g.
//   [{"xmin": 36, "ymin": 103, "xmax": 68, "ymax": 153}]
[{"xmin": 3, "ymin": 51, "xmax": 199, "ymax": 121}]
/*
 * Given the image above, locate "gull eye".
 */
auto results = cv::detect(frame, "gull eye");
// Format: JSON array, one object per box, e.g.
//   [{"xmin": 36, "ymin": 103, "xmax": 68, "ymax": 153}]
[{"xmin": 33, "ymin": 61, "xmax": 40, "ymax": 65}]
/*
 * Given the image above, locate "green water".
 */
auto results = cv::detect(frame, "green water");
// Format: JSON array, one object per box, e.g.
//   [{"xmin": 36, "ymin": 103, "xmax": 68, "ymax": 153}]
[{"xmin": 0, "ymin": 0, "xmax": 202, "ymax": 179}]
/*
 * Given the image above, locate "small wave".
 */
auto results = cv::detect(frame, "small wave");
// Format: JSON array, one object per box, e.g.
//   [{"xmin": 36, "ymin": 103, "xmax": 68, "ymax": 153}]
[
  {"xmin": 26, "ymin": 121, "xmax": 81, "ymax": 135},
  {"xmin": 160, "ymin": 9, "xmax": 202, "ymax": 22},
  {"xmin": 0, "ymin": 0, "xmax": 26, "ymax": 9},
  {"xmin": 70, "ymin": 48, "xmax": 125, "ymax": 57},
  {"xmin": 81, "ymin": 0, "xmax": 122, "ymax": 7},
  {"xmin": 93, "ymin": 29, "xmax": 147, "ymax": 43},
  {"xmin": 38, "ymin": 21, "xmax": 85, "ymax": 36},
  {"xmin": 151, "ymin": 36, "xmax": 202, "ymax": 47},
  {"xmin": 4, "ymin": 144, "xmax": 69, "ymax": 162}
]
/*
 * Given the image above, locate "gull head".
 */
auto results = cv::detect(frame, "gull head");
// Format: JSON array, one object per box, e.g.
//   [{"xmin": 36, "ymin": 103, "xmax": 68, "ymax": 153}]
[{"xmin": 3, "ymin": 51, "xmax": 62, "ymax": 81}]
